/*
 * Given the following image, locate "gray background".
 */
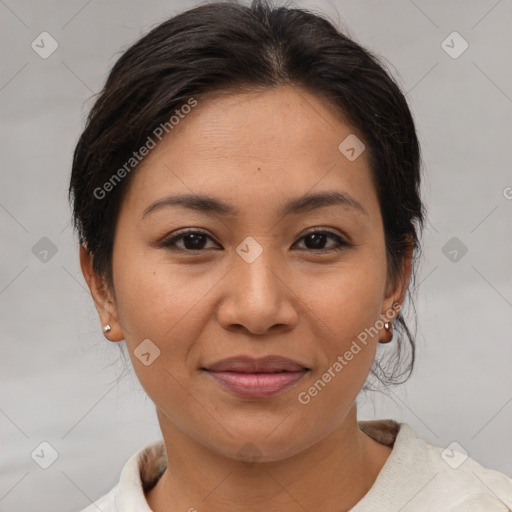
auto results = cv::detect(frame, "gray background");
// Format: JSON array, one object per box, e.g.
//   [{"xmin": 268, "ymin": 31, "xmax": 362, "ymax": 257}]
[{"xmin": 1, "ymin": 0, "xmax": 511, "ymax": 510}]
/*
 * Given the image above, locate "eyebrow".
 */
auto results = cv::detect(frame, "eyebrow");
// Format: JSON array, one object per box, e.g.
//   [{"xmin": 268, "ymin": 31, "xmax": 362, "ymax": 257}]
[{"xmin": 141, "ymin": 190, "xmax": 367, "ymax": 220}]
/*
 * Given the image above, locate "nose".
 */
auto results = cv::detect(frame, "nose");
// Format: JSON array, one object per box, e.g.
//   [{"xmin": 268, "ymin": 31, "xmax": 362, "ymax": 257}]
[{"xmin": 216, "ymin": 247, "xmax": 298, "ymax": 336}]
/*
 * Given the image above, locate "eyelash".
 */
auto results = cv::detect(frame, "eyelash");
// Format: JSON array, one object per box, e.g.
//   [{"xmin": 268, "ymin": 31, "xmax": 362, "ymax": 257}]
[{"xmin": 158, "ymin": 228, "xmax": 350, "ymax": 253}]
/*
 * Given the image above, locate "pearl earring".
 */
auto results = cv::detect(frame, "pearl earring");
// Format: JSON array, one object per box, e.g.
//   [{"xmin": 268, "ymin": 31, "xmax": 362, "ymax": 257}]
[
  {"xmin": 379, "ymin": 321, "xmax": 393, "ymax": 344},
  {"xmin": 103, "ymin": 324, "xmax": 112, "ymax": 333}
]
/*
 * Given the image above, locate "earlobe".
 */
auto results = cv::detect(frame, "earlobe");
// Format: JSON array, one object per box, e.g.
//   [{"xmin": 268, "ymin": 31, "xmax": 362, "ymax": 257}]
[{"xmin": 79, "ymin": 244, "xmax": 123, "ymax": 342}]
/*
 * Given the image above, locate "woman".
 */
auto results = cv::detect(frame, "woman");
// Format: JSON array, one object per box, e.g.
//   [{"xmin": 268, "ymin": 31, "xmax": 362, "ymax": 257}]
[{"xmin": 70, "ymin": 1, "xmax": 512, "ymax": 510}]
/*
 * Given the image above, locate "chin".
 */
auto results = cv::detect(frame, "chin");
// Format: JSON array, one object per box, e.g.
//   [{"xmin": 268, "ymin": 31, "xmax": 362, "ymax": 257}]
[{"xmin": 200, "ymin": 423, "xmax": 320, "ymax": 464}]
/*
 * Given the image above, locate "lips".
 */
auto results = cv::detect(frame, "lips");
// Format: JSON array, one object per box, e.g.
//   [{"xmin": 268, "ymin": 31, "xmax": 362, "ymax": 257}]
[
  {"xmin": 204, "ymin": 355, "xmax": 309, "ymax": 373},
  {"xmin": 202, "ymin": 356, "xmax": 310, "ymax": 398}
]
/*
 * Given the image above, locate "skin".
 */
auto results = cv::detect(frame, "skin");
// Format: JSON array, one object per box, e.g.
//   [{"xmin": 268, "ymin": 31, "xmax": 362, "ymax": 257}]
[{"xmin": 81, "ymin": 84, "xmax": 413, "ymax": 511}]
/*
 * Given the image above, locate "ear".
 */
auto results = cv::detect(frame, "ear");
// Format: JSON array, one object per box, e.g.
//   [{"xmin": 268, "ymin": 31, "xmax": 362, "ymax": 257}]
[
  {"xmin": 382, "ymin": 240, "xmax": 415, "ymax": 320},
  {"xmin": 79, "ymin": 244, "xmax": 123, "ymax": 342}
]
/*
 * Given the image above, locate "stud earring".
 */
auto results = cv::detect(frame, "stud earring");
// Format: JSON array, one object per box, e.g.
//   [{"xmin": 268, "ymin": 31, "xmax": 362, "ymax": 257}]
[
  {"xmin": 379, "ymin": 321, "xmax": 393, "ymax": 344},
  {"xmin": 103, "ymin": 324, "xmax": 112, "ymax": 334}
]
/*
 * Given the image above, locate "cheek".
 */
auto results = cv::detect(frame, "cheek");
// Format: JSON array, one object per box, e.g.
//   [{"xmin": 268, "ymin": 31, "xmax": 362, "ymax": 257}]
[
  {"xmin": 111, "ymin": 254, "xmax": 208, "ymax": 419},
  {"xmin": 294, "ymin": 256, "xmax": 387, "ymax": 401},
  {"xmin": 112, "ymin": 237, "xmax": 210, "ymax": 338},
  {"xmin": 302, "ymin": 257, "xmax": 387, "ymax": 347},
  {"xmin": 110, "ymin": 241, "xmax": 194, "ymax": 366},
  {"xmin": 293, "ymin": 273, "xmax": 385, "ymax": 436}
]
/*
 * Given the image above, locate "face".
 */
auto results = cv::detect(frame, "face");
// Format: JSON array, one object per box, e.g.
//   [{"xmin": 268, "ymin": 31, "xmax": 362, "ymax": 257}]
[{"xmin": 83, "ymin": 85, "xmax": 409, "ymax": 462}]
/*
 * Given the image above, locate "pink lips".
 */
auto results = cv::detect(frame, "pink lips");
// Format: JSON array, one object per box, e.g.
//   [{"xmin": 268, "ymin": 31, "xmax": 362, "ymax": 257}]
[{"xmin": 203, "ymin": 356, "xmax": 309, "ymax": 398}]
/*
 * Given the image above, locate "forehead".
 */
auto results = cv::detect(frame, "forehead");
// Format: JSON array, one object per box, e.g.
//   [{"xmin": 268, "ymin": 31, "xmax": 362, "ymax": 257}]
[{"xmin": 120, "ymin": 85, "xmax": 379, "ymax": 221}]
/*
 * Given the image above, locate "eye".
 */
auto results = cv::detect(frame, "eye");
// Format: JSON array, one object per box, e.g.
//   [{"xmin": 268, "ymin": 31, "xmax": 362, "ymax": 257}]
[
  {"xmin": 158, "ymin": 229, "xmax": 219, "ymax": 251},
  {"xmin": 158, "ymin": 228, "xmax": 349, "ymax": 253},
  {"xmin": 293, "ymin": 228, "xmax": 349, "ymax": 252}
]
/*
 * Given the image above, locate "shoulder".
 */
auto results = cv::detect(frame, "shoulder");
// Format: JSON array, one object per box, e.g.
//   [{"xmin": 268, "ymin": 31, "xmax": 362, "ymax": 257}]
[
  {"xmin": 76, "ymin": 440, "xmax": 165, "ymax": 512},
  {"xmin": 415, "ymin": 430, "xmax": 512, "ymax": 510},
  {"xmin": 354, "ymin": 420, "xmax": 512, "ymax": 511},
  {"xmin": 77, "ymin": 485, "xmax": 117, "ymax": 512}
]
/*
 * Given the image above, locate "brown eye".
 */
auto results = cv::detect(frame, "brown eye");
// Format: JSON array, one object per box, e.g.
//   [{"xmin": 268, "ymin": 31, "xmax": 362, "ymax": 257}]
[
  {"xmin": 159, "ymin": 230, "xmax": 219, "ymax": 251},
  {"xmin": 158, "ymin": 228, "xmax": 349, "ymax": 253},
  {"xmin": 294, "ymin": 229, "xmax": 349, "ymax": 252}
]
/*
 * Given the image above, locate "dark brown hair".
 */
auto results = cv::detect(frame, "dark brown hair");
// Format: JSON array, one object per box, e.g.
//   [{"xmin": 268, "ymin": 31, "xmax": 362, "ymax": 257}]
[{"xmin": 69, "ymin": 0, "xmax": 426, "ymax": 390}]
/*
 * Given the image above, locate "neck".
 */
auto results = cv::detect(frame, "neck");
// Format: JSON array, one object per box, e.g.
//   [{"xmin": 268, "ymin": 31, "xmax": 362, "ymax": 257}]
[{"xmin": 146, "ymin": 405, "xmax": 392, "ymax": 512}]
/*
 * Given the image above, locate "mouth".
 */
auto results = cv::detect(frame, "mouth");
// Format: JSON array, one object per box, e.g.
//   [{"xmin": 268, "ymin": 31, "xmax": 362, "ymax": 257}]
[{"xmin": 201, "ymin": 355, "xmax": 311, "ymax": 398}]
